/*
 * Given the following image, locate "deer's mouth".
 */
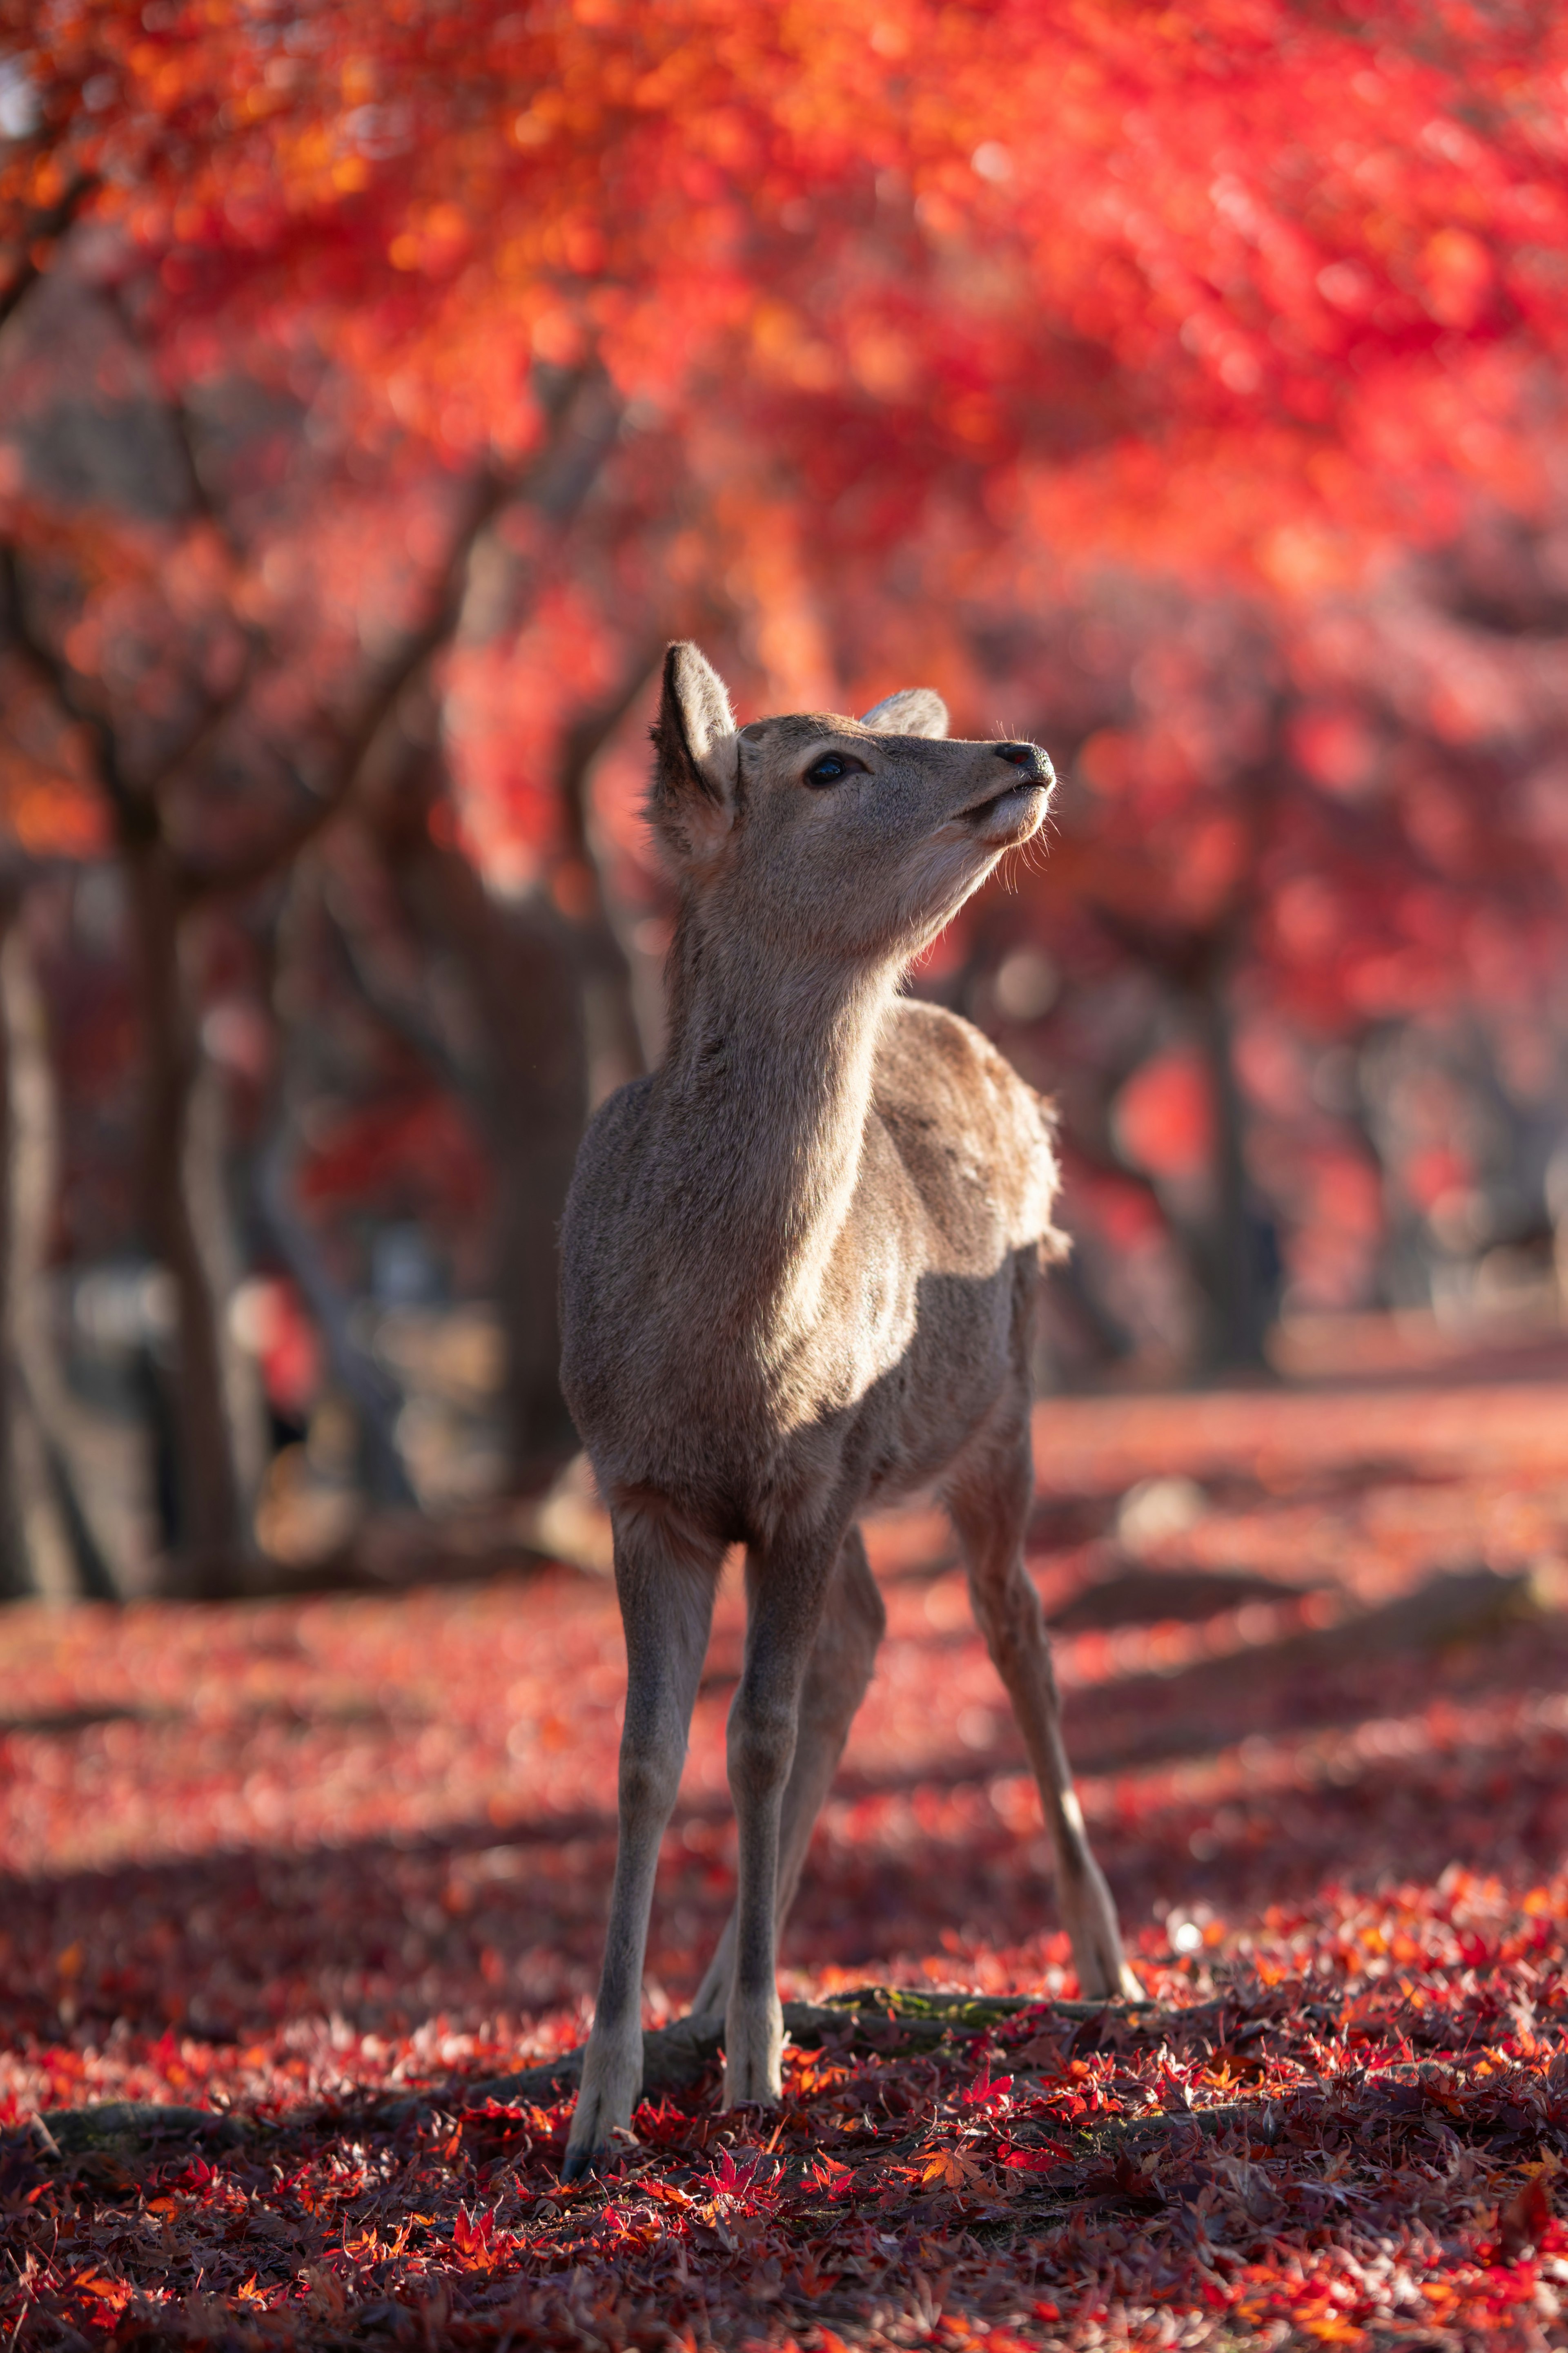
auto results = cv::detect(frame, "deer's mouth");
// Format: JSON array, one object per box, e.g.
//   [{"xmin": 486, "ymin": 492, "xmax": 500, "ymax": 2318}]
[{"xmin": 957, "ymin": 778, "xmax": 1049, "ymax": 830}]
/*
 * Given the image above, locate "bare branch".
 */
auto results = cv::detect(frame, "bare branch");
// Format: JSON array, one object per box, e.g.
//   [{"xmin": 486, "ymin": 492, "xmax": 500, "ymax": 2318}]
[
  {"xmin": 177, "ymin": 466, "xmax": 508, "ymax": 903},
  {"xmin": 182, "ymin": 367, "xmax": 619, "ymax": 903},
  {"xmin": 97, "ymin": 274, "xmax": 258, "ymax": 577},
  {"xmin": 557, "ymin": 642, "xmax": 663, "ymax": 868},
  {"xmin": 141, "ymin": 664, "xmax": 256, "ymax": 800},
  {"xmin": 324, "ymin": 861, "xmax": 479, "ymax": 1102},
  {"xmin": 0, "ymin": 544, "xmax": 152, "ymax": 843},
  {"xmin": 6, "ymin": 361, "xmax": 626, "ymax": 910},
  {"xmin": 0, "ymin": 174, "xmax": 98, "ymax": 339}
]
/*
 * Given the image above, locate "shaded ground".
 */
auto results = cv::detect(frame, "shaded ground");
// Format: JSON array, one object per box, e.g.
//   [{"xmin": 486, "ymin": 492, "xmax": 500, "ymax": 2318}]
[{"xmin": 4, "ymin": 1378, "xmax": 1568, "ymax": 2346}]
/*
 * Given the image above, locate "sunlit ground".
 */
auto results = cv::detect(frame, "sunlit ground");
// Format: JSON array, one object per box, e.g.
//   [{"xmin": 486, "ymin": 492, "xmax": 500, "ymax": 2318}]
[{"xmin": 4, "ymin": 1373, "xmax": 1568, "ymax": 2347}]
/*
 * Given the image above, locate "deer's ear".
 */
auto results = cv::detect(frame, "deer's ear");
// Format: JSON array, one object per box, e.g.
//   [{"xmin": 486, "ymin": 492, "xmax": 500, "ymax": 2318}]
[
  {"xmin": 859, "ymin": 687, "xmax": 949, "ymax": 739},
  {"xmin": 648, "ymin": 641, "xmax": 738, "ymax": 861}
]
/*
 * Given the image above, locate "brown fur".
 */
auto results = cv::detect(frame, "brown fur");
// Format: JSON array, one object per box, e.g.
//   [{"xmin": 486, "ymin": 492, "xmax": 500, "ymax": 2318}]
[{"xmin": 560, "ymin": 646, "xmax": 1136, "ymax": 2176}]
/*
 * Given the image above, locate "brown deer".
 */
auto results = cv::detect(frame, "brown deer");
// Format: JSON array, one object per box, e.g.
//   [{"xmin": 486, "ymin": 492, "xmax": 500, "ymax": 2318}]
[{"xmin": 559, "ymin": 644, "xmax": 1137, "ymax": 2177}]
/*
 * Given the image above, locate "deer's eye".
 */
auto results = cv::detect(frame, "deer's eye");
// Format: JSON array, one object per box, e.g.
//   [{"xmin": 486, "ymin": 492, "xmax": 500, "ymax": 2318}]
[{"xmin": 803, "ymin": 752, "xmax": 865, "ymax": 787}]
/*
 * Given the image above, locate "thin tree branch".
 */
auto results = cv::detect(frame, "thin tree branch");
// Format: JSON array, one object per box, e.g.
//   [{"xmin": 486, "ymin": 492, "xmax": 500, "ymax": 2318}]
[
  {"xmin": 0, "ymin": 544, "xmax": 152, "ymax": 841},
  {"xmin": 183, "ymin": 367, "xmax": 618, "ymax": 903},
  {"xmin": 0, "ymin": 174, "xmax": 98, "ymax": 338},
  {"xmin": 5, "ymin": 361, "xmax": 624, "ymax": 912},
  {"xmin": 140, "ymin": 665, "xmax": 256, "ymax": 799},
  {"xmin": 178, "ymin": 449, "xmax": 532, "ymax": 905},
  {"xmin": 324, "ymin": 861, "xmax": 479, "ymax": 1103},
  {"xmin": 257, "ymin": 1120, "xmax": 417, "ymax": 1512},
  {"xmin": 557, "ymin": 642, "xmax": 663, "ymax": 871}
]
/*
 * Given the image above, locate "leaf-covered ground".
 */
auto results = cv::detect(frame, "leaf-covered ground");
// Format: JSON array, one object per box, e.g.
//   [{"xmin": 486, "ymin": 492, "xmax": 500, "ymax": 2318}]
[{"xmin": 5, "ymin": 1381, "xmax": 1568, "ymax": 2349}]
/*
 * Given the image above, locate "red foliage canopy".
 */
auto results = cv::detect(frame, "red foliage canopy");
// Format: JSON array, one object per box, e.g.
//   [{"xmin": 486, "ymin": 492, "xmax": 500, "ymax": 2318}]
[{"xmin": 7, "ymin": 0, "xmax": 1568, "ymax": 578}]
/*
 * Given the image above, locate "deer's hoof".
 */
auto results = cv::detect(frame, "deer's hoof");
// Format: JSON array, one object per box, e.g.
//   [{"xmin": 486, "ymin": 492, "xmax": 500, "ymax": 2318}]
[
  {"xmin": 722, "ymin": 2063, "xmax": 782, "ymax": 2109},
  {"xmin": 562, "ymin": 2053, "xmax": 641, "ymax": 2183},
  {"xmin": 561, "ymin": 2117, "xmax": 638, "ymax": 2183},
  {"xmin": 722, "ymin": 1994, "xmax": 784, "ymax": 2108},
  {"xmin": 1070, "ymin": 1931, "xmax": 1137, "ymax": 2003}
]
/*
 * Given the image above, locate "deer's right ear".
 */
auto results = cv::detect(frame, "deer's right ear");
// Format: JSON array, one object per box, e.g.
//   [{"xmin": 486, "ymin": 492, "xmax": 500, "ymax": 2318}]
[
  {"xmin": 859, "ymin": 687, "xmax": 949, "ymax": 739},
  {"xmin": 648, "ymin": 642, "xmax": 737, "ymax": 862}
]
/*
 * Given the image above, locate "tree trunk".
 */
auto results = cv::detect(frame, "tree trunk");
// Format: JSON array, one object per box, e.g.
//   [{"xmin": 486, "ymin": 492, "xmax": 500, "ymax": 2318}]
[
  {"xmin": 367, "ymin": 796, "xmax": 586, "ymax": 1494},
  {"xmin": 1189, "ymin": 968, "xmax": 1274, "ymax": 1377},
  {"xmin": 414, "ymin": 857, "xmax": 585, "ymax": 1494},
  {"xmin": 0, "ymin": 896, "xmax": 71, "ymax": 1600},
  {"xmin": 486, "ymin": 894, "xmax": 590, "ymax": 1493},
  {"xmin": 0, "ymin": 899, "xmax": 119, "ymax": 1599},
  {"xmin": 359, "ymin": 649, "xmax": 657, "ymax": 1496},
  {"xmin": 259, "ymin": 1118, "xmax": 416, "ymax": 1510},
  {"xmin": 316, "ymin": 815, "xmax": 594, "ymax": 1497},
  {"xmin": 127, "ymin": 840, "xmax": 265, "ymax": 1595}
]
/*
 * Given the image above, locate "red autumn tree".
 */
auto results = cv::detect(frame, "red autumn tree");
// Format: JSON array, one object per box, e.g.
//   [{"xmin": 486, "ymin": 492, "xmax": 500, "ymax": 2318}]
[{"xmin": 2, "ymin": 0, "xmax": 1567, "ymax": 1585}]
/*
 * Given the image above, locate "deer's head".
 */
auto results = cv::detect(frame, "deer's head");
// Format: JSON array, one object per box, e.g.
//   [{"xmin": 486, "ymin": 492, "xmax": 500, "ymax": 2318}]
[{"xmin": 648, "ymin": 642, "xmax": 1052, "ymax": 967}]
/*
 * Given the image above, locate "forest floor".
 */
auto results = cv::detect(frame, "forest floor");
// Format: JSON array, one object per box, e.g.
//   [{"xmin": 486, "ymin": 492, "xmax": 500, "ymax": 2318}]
[{"xmin": 4, "ymin": 1368, "xmax": 1568, "ymax": 2348}]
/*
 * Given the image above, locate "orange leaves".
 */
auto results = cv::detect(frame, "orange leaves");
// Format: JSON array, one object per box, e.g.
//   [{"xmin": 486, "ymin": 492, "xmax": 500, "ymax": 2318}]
[
  {"xmin": 68, "ymin": 2267, "xmax": 130, "ymax": 2314},
  {"xmin": 918, "ymin": 2146, "xmax": 993, "ymax": 2194},
  {"xmin": 388, "ymin": 205, "xmax": 474, "ymax": 278},
  {"xmin": 1418, "ymin": 227, "xmax": 1496, "ymax": 330}
]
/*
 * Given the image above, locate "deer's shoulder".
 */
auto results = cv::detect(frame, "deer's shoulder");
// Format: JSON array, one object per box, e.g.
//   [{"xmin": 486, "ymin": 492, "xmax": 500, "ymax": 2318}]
[{"xmin": 871, "ymin": 997, "xmax": 1062, "ymax": 1255}]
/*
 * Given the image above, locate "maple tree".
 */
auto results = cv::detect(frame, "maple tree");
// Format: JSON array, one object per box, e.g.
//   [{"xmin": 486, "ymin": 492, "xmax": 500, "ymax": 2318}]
[
  {"xmin": 900, "ymin": 545, "xmax": 1568, "ymax": 1373},
  {"xmin": 0, "ymin": 0, "xmax": 1566, "ymax": 1560},
  {"xmin": 10, "ymin": 0, "xmax": 1568, "ymax": 559},
  {"xmin": 2, "ymin": 13, "xmax": 1568, "ymax": 2346}
]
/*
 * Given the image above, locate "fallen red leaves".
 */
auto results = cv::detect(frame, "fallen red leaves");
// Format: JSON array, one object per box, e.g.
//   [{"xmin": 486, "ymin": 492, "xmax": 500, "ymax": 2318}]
[{"xmin": 4, "ymin": 1394, "xmax": 1568, "ymax": 2347}]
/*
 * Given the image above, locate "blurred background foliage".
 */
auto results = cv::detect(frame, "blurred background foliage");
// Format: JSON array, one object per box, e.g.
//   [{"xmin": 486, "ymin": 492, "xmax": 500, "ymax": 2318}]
[{"xmin": 2, "ymin": 0, "xmax": 1568, "ymax": 1600}]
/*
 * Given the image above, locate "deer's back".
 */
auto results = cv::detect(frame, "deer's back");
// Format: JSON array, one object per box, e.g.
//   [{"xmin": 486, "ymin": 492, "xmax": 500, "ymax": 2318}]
[{"xmin": 869, "ymin": 998, "xmax": 1064, "ymax": 1277}]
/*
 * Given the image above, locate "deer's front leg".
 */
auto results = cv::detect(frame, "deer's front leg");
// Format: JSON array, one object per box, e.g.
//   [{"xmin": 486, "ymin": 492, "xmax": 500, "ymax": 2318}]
[
  {"xmin": 723, "ymin": 1530, "xmax": 843, "ymax": 2107},
  {"xmin": 692, "ymin": 1527, "xmax": 884, "ymax": 2023},
  {"xmin": 563, "ymin": 1513, "xmax": 719, "ymax": 2181}
]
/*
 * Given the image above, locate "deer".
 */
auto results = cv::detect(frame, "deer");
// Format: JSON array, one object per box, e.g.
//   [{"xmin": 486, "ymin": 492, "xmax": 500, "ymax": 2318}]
[{"xmin": 559, "ymin": 643, "xmax": 1138, "ymax": 2177}]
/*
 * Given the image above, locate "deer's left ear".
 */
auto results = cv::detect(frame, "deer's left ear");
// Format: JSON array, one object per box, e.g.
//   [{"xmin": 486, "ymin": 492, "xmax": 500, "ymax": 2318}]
[
  {"xmin": 859, "ymin": 687, "xmax": 949, "ymax": 739},
  {"xmin": 648, "ymin": 641, "xmax": 739, "ymax": 865}
]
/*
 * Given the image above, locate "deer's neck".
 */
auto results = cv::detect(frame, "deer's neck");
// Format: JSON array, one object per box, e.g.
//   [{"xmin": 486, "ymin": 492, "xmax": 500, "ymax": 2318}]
[{"xmin": 651, "ymin": 919, "xmax": 893, "ymax": 1342}]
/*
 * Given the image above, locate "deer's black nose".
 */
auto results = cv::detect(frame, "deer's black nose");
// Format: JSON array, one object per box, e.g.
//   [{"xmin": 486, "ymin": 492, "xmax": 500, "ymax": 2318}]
[{"xmin": 996, "ymin": 742, "xmax": 1050, "ymax": 782}]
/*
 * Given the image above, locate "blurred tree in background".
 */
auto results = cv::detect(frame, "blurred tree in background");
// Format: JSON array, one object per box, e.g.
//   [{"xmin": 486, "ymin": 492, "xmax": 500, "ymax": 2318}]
[{"xmin": 1, "ymin": 0, "xmax": 1567, "ymax": 1596}]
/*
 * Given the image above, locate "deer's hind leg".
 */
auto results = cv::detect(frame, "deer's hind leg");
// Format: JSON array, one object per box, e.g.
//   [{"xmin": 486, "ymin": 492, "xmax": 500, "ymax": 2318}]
[
  {"xmin": 942, "ymin": 1402, "xmax": 1139, "ymax": 2002},
  {"xmin": 564, "ymin": 1504, "xmax": 721, "ymax": 2180},
  {"xmin": 690, "ymin": 1525, "xmax": 885, "ymax": 2022}
]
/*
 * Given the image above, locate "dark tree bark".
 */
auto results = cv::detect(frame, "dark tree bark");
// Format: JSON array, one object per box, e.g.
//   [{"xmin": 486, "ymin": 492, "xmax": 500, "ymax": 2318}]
[
  {"xmin": 1087, "ymin": 907, "xmax": 1275, "ymax": 1381},
  {"xmin": 1188, "ymin": 960, "xmax": 1274, "ymax": 1375},
  {"xmin": 3, "ymin": 457, "xmax": 524, "ymax": 1588},
  {"xmin": 354, "ymin": 640, "xmax": 656, "ymax": 1497},
  {"xmin": 257, "ymin": 864, "xmax": 416, "ymax": 1510},
  {"xmin": 2, "ymin": 332, "xmax": 632, "ymax": 1561},
  {"xmin": 1175, "ymin": 955, "xmax": 1272, "ymax": 1377},
  {"xmin": 0, "ymin": 891, "xmax": 69, "ymax": 1599},
  {"xmin": 125, "ymin": 840, "xmax": 266, "ymax": 1590},
  {"xmin": 0, "ymin": 892, "xmax": 119, "ymax": 1599},
  {"xmin": 370, "ymin": 785, "xmax": 587, "ymax": 1494}
]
